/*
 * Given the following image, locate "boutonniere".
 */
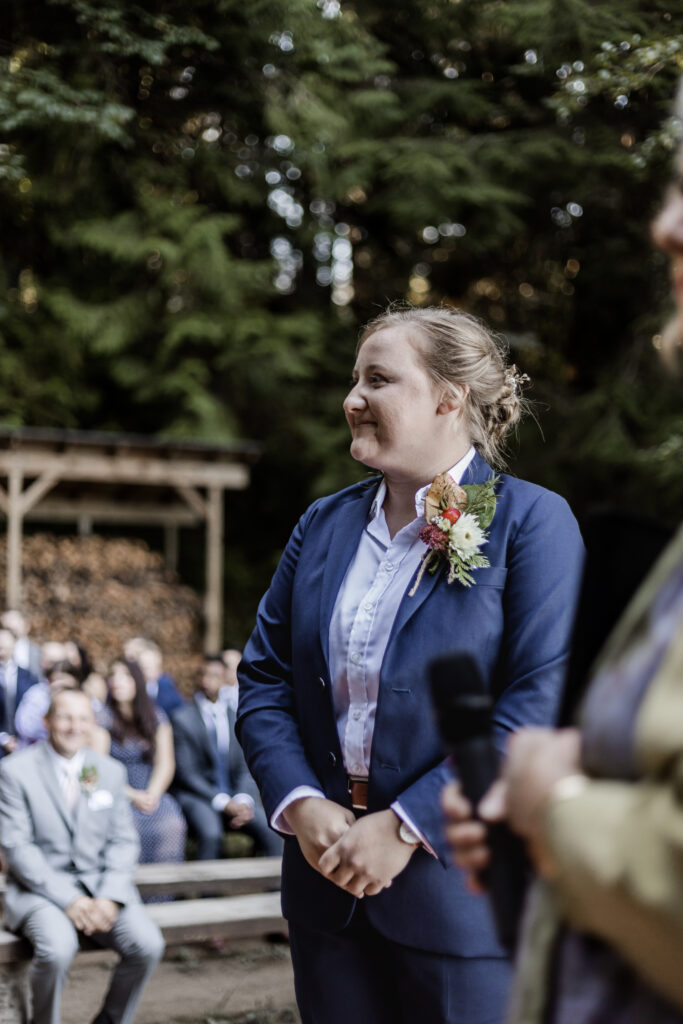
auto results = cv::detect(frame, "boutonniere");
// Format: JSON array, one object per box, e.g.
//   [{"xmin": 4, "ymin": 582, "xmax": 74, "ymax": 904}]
[
  {"xmin": 408, "ymin": 472, "xmax": 499, "ymax": 595},
  {"xmin": 79, "ymin": 763, "xmax": 99, "ymax": 796}
]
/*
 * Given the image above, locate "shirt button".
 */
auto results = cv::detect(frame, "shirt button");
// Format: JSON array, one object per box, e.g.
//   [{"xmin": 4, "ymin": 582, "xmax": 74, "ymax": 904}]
[
  {"xmin": 364, "ymin": 602, "xmax": 374, "ymax": 612},
  {"xmin": 352, "ymin": 710, "xmax": 361, "ymax": 721},
  {"xmin": 382, "ymin": 561, "xmax": 394, "ymax": 572},
  {"xmin": 351, "ymin": 652, "xmax": 363, "ymax": 665},
  {"xmin": 353, "ymin": 764, "xmax": 363, "ymax": 774}
]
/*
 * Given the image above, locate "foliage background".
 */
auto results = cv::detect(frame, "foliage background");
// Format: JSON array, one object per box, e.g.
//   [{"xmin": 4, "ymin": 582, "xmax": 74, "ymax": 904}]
[{"xmin": 1, "ymin": 0, "xmax": 682, "ymax": 641}]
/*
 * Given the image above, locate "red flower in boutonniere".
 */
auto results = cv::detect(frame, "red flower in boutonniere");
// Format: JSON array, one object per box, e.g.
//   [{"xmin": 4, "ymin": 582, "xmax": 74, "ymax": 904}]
[{"xmin": 408, "ymin": 471, "xmax": 499, "ymax": 595}]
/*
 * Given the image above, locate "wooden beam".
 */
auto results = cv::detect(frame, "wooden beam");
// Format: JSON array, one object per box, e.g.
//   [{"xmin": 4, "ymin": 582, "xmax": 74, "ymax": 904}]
[
  {"xmin": 176, "ymin": 485, "xmax": 207, "ymax": 519},
  {"xmin": 204, "ymin": 486, "xmax": 224, "ymax": 651},
  {"xmin": 18, "ymin": 470, "xmax": 59, "ymax": 516},
  {"xmin": 6, "ymin": 467, "xmax": 23, "ymax": 609},
  {"xmin": 0, "ymin": 452, "xmax": 250, "ymax": 490},
  {"xmin": 21, "ymin": 500, "xmax": 199, "ymax": 527}
]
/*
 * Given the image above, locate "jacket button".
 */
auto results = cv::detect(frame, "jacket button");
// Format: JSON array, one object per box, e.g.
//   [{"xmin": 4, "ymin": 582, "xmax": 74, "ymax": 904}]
[
  {"xmin": 328, "ymin": 752, "xmax": 337, "ymax": 767},
  {"xmin": 318, "ymin": 677, "xmax": 326, "ymax": 689}
]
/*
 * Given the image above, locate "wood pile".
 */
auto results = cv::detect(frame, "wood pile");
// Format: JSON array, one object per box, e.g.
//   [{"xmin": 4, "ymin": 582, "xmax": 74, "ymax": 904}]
[{"xmin": 0, "ymin": 534, "xmax": 203, "ymax": 694}]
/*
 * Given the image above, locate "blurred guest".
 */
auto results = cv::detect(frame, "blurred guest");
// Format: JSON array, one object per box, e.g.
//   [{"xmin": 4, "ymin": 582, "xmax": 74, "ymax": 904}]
[
  {"xmin": 15, "ymin": 661, "xmax": 107, "ymax": 750},
  {"xmin": 98, "ymin": 659, "xmax": 186, "ymax": 864},
  {"xmin": 220, "ymin": 646, "xmax": 242, "ymax": 712},
  {"xmin": 0, "ymin": 626, "xmax": 39, "ymax": 758},
  {"xmin": 124, "ymin": 637, "xmax": 184, "ymax": 717},
  {"xmin": 444, "ymin": 90, "xmax": 683, "ymax": 1022},
  {"xmin": 172, "ymin": 655, "xmax": 280, "ymax": 859},
  {"xmin": 137, "ymin": 641, "xmax": 185, "ymax": 717},
  {"xmin": 62, "ymin": 641, "xmax": 108, "ymax": 712},
  {"xmin": 0, "ymin": 688, "xmax": 164, "ymax": 1024},
  {"xmin": 40, "ymin": 640, "xmax": 68, "ymax": 680},
  {"xmin": 1, "ymin": 609, "xmax": 41, "ymax": 678}
]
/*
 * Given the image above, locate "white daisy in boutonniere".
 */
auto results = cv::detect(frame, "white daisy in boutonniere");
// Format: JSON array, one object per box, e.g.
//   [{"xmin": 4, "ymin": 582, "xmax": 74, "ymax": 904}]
[{"xmin": 408, "ymin": 471, "xmax": 499, "ymax": 594}]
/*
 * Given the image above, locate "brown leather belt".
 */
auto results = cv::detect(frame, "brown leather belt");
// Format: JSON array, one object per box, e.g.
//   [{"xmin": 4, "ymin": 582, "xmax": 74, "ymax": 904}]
[{"xmin": 347, "ymin": 775, "xmax": 368, "ymax": 811}]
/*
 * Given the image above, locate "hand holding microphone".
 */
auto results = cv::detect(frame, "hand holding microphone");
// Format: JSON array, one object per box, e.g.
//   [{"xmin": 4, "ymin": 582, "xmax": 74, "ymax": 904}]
[{"xmin": 430, "ymin": 651, "xmax": 529, "ymax": 951}]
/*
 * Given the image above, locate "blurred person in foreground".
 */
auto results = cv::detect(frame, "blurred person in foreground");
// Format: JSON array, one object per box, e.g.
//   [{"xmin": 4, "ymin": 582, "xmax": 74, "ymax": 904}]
[
  {"xmin": 444, "ymin": 91, "xmax": 683, "ymax": 1024},
  {"xmin": 172, "ymin": 655, "xmax": 280, "ymax": 859},
  {"xmin": 237, "ymin": 305, "xmax": 584, "ymax": 1024},
  {"xmin": 97, "ymin": 659, "xmax": 186, "ymax": 864},
  {"xmin": 0, "ymin": 625, "xmax": 39, "ymax": 757},
  {"xmin": 0, "ymin": 688, "xmax": 164, "ymax": 1024}
]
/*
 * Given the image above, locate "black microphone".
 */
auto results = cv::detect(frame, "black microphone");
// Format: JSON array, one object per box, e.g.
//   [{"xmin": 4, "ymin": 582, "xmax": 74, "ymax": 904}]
[{"xmin": 430, "ymin": 651, "xmax": 528, "ymax": 951}]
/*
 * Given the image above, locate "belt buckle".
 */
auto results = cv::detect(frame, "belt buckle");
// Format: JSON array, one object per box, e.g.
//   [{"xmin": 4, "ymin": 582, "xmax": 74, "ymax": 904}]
[{"xmin": 347, "ymin": 774, "xmax": 368, "ymax": 811}]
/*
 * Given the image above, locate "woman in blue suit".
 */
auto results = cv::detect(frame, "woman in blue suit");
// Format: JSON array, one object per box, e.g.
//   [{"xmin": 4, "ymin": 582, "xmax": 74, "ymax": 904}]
[{"xmin": 237, "ymin": 306, "xmax": 584, "ymax": 1024}]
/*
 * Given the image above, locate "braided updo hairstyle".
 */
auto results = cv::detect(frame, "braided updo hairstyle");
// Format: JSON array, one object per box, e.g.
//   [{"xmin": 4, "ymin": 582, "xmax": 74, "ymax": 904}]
[{"xmin": 358, "ymin": 305, "xmax": 529, "ymax": 469}]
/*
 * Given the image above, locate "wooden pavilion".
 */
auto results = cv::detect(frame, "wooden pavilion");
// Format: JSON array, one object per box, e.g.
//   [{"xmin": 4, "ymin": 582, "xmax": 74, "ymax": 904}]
[{"xmin": 0, "ymin": 427, "xmax": 261, "ymax": 649}]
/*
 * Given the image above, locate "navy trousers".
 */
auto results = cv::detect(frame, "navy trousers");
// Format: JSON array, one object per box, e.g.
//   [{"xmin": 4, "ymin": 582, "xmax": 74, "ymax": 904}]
[{"xmin": 288, "ymin": 899, "xmax": 511, "ymax": 1024}]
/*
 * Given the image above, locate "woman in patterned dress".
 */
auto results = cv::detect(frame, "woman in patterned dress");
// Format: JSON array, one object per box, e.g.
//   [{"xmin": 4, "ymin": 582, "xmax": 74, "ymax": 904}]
[{"xmin": 98, "ymin": 658, "xmax": 186, "ymax": 863}]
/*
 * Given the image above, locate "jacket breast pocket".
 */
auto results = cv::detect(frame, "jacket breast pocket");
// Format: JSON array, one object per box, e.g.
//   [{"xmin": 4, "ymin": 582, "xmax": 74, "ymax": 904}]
[{"xmin": 469, "ymin": 566, "xmax": 508, "ymax": 589}]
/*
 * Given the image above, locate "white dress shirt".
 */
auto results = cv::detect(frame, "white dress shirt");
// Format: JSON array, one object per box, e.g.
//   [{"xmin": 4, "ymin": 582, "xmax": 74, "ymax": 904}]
[
  {"xmin": 272, "ymin": 447, "xmax": 476, "ymax": 845},
  {"xmin": 47, "ymin": 745, "xmax": 85, "ymax": 814},
  {"xmin": 195, "ymin": 693, "xmax": 253, "ymax": 812}
]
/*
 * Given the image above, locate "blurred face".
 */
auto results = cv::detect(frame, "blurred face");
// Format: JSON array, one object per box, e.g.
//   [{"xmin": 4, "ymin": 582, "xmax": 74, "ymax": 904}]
[
  {"xmin": 652, "ymin": 150, "xmax": 683, "ymax": 340},
  {"xmin": 48, "ymin": 671, "xmax": 79, "ymax": 694},
  {"xmin": 343, "ymin": 327, "xmax": 453, "ymax": 485},
  {"xmin": 137, "ymin": 648, "xmax": 162, "ymax": 681},
  {"xmin": 0, "ymin": 629, "xmax": 15, "ymax": 662},
  {"xmin": 46, "ymin": 690, "xmax": 94, "ymax": 759},
  {"xmin": 222, "ymin": 649, "xmax": 241, "ymax": 687},
  {"xmin": 108, "ymin": 662, "xmax": 137, "ymax": 704},
  {"xmin": 199, "ymin": 660, "xmax": 226, "ymax": 702},
  {"xmin": 42, "ymin": 641, "xmax": 67, "ymax": 673},
  {"xmin": 124, "ymin": 637, "xmax": 147, "ymax": 662},
  {"xmin": 2, "ymin": 611, "xmax": 26, "ymax": 638}
]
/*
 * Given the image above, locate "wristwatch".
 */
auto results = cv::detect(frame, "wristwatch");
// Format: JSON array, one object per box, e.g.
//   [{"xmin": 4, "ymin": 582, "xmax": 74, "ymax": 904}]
[{"xmin": 398, "ymin": 820, "xmax": 421, "ymax": 846}]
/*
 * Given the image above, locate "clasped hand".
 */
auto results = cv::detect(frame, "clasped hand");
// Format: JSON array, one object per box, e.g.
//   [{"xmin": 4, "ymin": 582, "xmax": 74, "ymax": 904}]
[
  {"xmin": 284, "ymin": 797, "xmax": 417, "ymax": 899},
  {"xmin": 66, "ymin": 896, "xmax": 120, "ymax": 935}
]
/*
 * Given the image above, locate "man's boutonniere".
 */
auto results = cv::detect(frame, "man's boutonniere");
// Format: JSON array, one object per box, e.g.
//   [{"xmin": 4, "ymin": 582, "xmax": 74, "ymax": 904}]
[
  {"xmin": 79, "ymin": 764, "xmax": 99, "ymax": 796},
  {"xmin": 408, "ymin": 472, "xmax": 499, "ymax": 595}
]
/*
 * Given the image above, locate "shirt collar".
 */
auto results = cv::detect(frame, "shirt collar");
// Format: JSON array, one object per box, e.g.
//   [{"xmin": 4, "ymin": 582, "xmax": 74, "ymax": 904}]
[
  {"xmin": 47, "ymin": 744, "xmax": 85, "ymax": 776},
  {"xmin": 369, "ymin": 446, "xmax": 476, "ymax": 522},
  {"xmin": 196, "ymin": 692, "xmax": 221, "ymax": 715}
]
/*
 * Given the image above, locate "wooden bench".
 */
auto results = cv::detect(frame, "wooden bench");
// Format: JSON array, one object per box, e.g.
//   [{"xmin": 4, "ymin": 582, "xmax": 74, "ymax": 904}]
[{"xmin": 0, "ymin": 858, "xmax": 285, "ymax": 1024}]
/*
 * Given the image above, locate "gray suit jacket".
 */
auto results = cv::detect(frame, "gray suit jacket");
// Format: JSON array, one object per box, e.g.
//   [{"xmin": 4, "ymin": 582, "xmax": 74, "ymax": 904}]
[{"xmin": 0, "ymin": 742, "xmax": 141, "ymax": 932}]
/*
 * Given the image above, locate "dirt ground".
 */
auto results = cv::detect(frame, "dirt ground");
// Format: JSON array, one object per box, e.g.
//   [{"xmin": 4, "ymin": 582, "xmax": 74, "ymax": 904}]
[{"xmin": 61, "ymin": 939, "xmax": 300, "ymax": 1024}]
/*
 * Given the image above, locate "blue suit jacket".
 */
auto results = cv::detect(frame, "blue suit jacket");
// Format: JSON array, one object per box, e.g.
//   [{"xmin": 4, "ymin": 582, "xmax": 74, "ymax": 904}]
[
  {"xmin": 0, "ymin": 666, "xmax": 40, "ymax": 760},
  {"xmin": 237, "ymin": 454, "xmax": 584, "ymax": 956},
  {"xmin": 154, "ymin": 673, "xmax": 185, "ymax": 718}
]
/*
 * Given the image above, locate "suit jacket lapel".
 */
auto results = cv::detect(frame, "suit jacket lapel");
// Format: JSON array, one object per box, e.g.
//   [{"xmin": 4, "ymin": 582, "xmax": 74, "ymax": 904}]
[
  {"xmin": 37, "ymin": 742, "xmax": 75, "ymax": 833},
  {"xmin": 319, "ymin": 479, "xmax": 380, "ymax": 665},
  {"xmin": 388, "ymin": 452, "xmax": 497, "ymax": 641},
  {"xmin": 192, "ymin": 697, "xmax": 219, "ymax": 772}
]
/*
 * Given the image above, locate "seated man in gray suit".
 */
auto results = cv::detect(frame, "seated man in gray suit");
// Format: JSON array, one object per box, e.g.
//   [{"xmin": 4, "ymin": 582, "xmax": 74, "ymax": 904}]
[
  {"xmin": 0, "ymin": 688, "xmax": 164, "ymax": 1024},
  {"xmin": 172, "ymin": 655, "xmax": 280, "ymax": 859}
]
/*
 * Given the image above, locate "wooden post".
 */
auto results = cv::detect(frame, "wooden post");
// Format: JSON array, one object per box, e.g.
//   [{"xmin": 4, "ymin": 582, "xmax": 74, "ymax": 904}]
[
  {"xmin": 204, "ymin": 487, "xmax": 224, "ymax": 651},
  {"xmin": 6, "ymin": 466, "xmax": 23, "ymax": 610},
  {"xmin": 165, "ymin": 523, "xmax": 179, "ymax": 573}
]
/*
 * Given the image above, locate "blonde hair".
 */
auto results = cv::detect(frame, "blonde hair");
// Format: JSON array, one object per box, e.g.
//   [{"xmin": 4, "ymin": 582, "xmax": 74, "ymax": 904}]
[{"xmin": 358, "ymin": 305, "xmax": 529, "ymax": 468}]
